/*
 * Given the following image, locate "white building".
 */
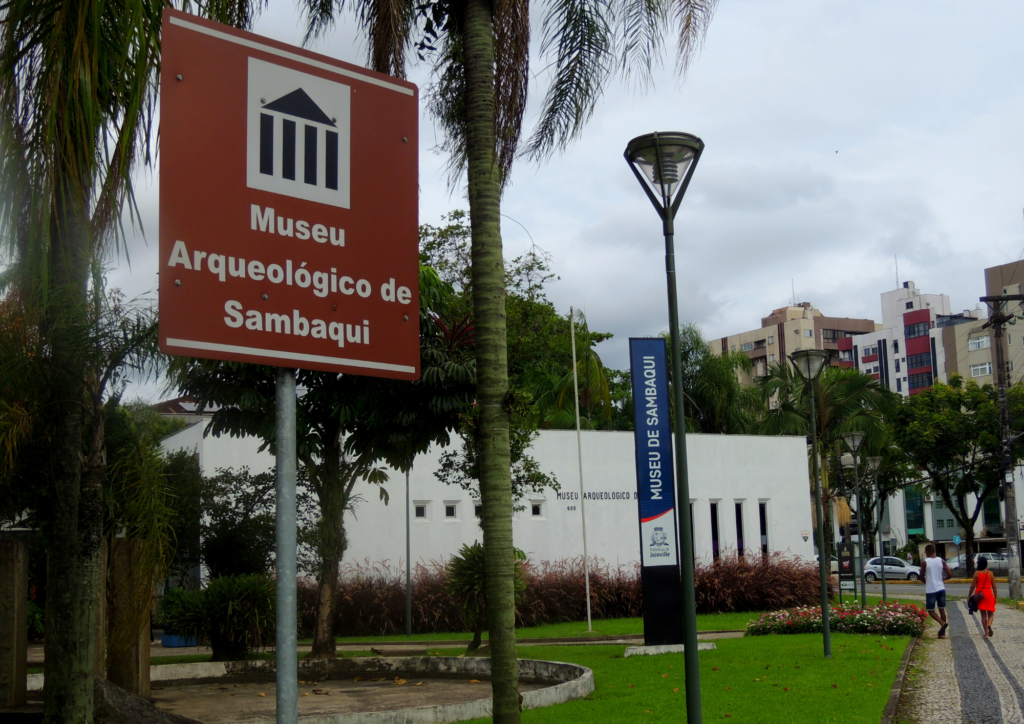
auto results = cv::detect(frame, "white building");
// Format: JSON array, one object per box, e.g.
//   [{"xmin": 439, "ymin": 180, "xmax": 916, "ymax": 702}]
[{"xmin": 160, "ymin": 423, "xmax": 816, "ymax": 567}]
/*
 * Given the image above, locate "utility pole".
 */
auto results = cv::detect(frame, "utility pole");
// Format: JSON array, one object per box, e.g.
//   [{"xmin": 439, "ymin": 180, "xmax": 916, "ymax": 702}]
[{"xmin": 981, "ymin": 294, "xmax": 1023, "ymax": 599}]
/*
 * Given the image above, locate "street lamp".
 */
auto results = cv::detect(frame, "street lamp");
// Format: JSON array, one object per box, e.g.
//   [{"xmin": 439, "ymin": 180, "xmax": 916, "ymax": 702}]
[
  {"xmin": 842, "ymin": 431, "xmax": 867, "ymax": 608},
  {"xmin": 625, "ymin": 131, "xmax": 704, "ymax": 724},
  {"xmin": 790, "ymin": 348, "xmax": 832, "ymax": 658},
  {"xmin": 866, "ymin": 456, "xmax": 886, "ymax": 602}
]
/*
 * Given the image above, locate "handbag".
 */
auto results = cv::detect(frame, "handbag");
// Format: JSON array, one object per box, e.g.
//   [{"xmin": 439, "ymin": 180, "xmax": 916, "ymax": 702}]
[{"xmin": 970, "ymin": 572, "xmax": 991, "ymax": 607}]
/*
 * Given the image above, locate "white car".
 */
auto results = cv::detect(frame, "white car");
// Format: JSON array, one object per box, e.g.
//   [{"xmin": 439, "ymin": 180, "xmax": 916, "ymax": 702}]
[
  {"xmin": 816, "ymin": 555, "xmax": 839, "ymax": 575},
  {"xmin": 946, "ymin": 552, "xmax": 1007, "ymax": 576},
  {"xmin": 864, "ymin": 556, "xmax": 920, "ymax": 582}
]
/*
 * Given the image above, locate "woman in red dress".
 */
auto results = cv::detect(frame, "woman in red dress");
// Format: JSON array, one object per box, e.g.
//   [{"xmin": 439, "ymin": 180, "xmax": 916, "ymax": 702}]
[{"xmin": 969, "ymin": 556, "xmax": 997, "ymax": 638}]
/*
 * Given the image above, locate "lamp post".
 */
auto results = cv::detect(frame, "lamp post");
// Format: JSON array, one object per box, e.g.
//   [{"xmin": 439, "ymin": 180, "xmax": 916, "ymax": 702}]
[
  {"xmin": 790, "ymin": 348, "xmax": 832, "ymax": 659},
  {"xmin": 842, "ymin": 432, "xmax": 867, "ymax": 608},
  {"xmin": 866, "ymin": 456, "xmax": 886, "ymax": 602},
  {"xmin": 625, "ymin": 131, "xmax": 704, "ymax": 723}
]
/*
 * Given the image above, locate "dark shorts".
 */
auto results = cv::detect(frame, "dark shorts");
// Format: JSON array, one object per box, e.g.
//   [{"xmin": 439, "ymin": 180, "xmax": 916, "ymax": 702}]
[{"xmin": 926, "ymin": 590, "xmax": 946, "ymax": 611}]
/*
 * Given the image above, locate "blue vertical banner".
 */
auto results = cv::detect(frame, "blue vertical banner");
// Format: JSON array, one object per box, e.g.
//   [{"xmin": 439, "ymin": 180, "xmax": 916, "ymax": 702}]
[{"xmin": 629, "ymin": 338, "xmax": 679, "ymax": 568}]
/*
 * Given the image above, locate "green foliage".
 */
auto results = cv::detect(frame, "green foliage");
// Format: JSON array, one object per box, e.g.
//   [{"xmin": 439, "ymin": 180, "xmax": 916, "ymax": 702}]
[
  {"xmin": 754, "ymin": 362, "xmax": 901, "ymax": 555},
  {"xmin": 163, "ymin": 450, "xmax": 204, "ymax": 584},
  {"xmin": 436, "ymin": 389, "xmax": 559, "ymax": 503},
  {"xmin": 444, "ymin": 542, "xmax": 526, "ymax": 651},
  {"xmin": 199, "ymin": 467, "xmax": 318, "ymax": 579},
  {"xmin": 667, "ymin": 323, "xmax": 760, "ymax": 434},
  {"xmin": 159, "ymin": 574, "xmax": 276, "ymax": 661},
  {"xmin": 103, "ymin": 397, "xmax": 178, "ymax": 655},
  {"xmin": 892, "ymin": 376, "xmax": 1024, "ymax": 573},
  {"xmin": 27, "ymin": 599, "xmax": 44, "ymax": 641}
]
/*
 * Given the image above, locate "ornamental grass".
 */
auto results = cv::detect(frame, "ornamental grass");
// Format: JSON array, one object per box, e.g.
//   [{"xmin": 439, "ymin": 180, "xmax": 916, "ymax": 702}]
[
  {"xmin": 302, "ymin": 551, "xmax": 830, "ymax": 637},
  {"xmin": 746, "ymin": 601, "xmax": 927, "ymax": 637}
]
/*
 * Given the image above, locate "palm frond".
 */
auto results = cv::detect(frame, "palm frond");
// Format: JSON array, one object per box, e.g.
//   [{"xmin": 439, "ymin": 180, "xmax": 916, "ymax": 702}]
[
  {"xmin": 614, "ymin": 0, "xmax": 666, "ymax": 86},
  {"xmin": 673, "ymin": 0, "xmax": 716, "ymax": 76},
  {"xmin": 521, "ymin": 0, "xmax": 614, "ymax": 160},
  {"xmin": 493, "ymin": 0, "xmax": 529, "ymax": 182}
]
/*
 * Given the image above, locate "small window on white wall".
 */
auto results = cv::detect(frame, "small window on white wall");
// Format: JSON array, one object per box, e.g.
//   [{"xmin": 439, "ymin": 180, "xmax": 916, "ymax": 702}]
[
  {"xmin": 414, "ymin": 501, "xmax": 430, "ymax": 521},
  {"xmin": 804, "ymin": 330, "xmax": 813, "ymax": 338},
  {"xmin": 444, "ymin": 502, "xmax": 459, "ymax": 520},
  {"xmin": 474, "ymin": 505, "xmax": 482, "ymax": 517},
  {"xmin": 531, "ymin": 502, "xmax": 544, "ymax": 518}
]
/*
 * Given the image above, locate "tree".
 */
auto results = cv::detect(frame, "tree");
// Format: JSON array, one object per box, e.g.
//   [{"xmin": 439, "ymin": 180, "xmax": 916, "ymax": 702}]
[
  {"xmin": 395, "ymin": 0, "xmax": 717, "ymax": 702},
  {"xmin": 0, "ymin": 0, "xmax": 161, "ymax": 716},
  {"xmin": 755, "ymin": 363, "xmax": 900, "ymax": 558},
  {"xmin": 168, "ymin": 266, "xmax": 475, "ymax": 658},
  {"xmin": 530, "ymin": 309, "xmax": 613, "ymax": 430},
  {"xmin": 892, "ymin": 376, "xmax": 1024, "ymax": 575},
  {"xmin": 831, "ymin": 435, "xmax": 916, "ymax": 558},
  {"xmin": 669, "ymin": 323, "xmax": 759, "ymax": 434}
]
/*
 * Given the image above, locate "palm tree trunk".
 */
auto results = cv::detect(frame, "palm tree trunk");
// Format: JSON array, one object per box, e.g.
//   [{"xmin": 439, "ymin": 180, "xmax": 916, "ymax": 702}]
[
  {"xmin": 462, "ymin": 0, "xmax": 520, "ymax": 719},
  {"xmin": 43, "ymin": 186, "xmax": 100, "ymax": 724}
]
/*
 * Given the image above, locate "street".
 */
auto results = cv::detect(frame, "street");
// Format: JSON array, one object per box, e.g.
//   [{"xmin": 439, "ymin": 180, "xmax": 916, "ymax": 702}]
[{"xmin": 855, "ymin": 582, "xmax": 974, "ymax": 600}]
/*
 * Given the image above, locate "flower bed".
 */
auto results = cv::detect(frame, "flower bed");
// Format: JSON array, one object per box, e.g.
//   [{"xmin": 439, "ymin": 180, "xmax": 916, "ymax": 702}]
[{"xmin": 746, "ymin": 601, "xmax": 927, "ymax": 637}]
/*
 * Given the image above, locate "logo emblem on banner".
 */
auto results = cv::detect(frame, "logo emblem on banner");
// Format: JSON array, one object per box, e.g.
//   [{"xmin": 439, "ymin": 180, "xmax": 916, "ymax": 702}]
[{"xmin": 246, "ymin": 57, "xmax": 351, "ymax": 208}]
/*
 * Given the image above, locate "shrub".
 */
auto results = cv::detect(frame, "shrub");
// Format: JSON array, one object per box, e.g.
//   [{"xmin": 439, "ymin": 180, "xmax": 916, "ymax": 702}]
[
  {"xmin": 746, "ymin": 601, "xmax": 927, "ymax": 637},
  {"xmin": 517, "ymin": 558, "xmax": 642, "ymax": 627},
  {"xmin": 159, "ymin": 574, "xmax": 275, "ymax": 661},
  {"xmin": 693, "ymin": 552, "xmax": 836, "ymax": 614},
  {"xmin": 445, "ymin": 543, "xmax": 526, "ymax": 650},
  {"xmin": 27, "ymin": 599, "xmax": 44, "ymax": 642},
  {"xmin": 325, "ymin": 553, "xmax": 831, "ymax": 637}
]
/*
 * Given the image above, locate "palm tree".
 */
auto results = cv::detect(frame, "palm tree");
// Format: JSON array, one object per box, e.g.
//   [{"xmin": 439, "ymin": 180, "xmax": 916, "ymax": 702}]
[
  {"xmin": 294, "ymin": 2, "xmax": 718, "ymax": 716},
  {"xmin": 668, "ymin": 322, "xmax": 758, "ymax": 434},
  {"xmin": 754, "ymin": 362, "xmax": 900, "ymax": 557},
  {"xmin": 531, "ymin": 309, "xmax": 612, "ymax": 429},
  {"xmin": 0, "ymin": 1, "xmax": 161, "ymax": 719}
]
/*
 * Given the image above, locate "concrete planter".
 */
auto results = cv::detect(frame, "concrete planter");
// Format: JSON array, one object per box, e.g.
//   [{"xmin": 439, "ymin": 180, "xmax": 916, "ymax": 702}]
[{"xmin": 29, "ymin": 655, "xmax": 594, "ymax": 723}]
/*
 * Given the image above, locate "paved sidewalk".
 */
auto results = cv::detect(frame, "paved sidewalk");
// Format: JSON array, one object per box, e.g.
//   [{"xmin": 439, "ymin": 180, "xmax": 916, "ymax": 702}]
[{"xmin": 901, "ymin": 601, "xmax": 1024, "ymax": 724}]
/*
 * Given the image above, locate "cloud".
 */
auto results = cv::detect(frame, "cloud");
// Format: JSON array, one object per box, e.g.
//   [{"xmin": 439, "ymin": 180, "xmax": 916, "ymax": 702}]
[{"xmin": 108, "ymin": 0, "xmax": 1024, "ymax": 397}]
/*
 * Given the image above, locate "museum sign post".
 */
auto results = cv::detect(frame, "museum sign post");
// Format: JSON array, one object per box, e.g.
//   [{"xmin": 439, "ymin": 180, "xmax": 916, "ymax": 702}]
[
  {"xmin": 629, "ymin": 337, "xmax": 685, "ymax": 645},
  {"xmin": 160, "ymin": 11, "xmax": 419, "ymax": 722}
]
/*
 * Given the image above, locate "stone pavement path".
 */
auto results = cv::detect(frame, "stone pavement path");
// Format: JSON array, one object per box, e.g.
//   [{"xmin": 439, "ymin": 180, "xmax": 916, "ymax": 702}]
[{"xmin": 900, "ymin": 602, "xmax": 1024, "ymax": 724}]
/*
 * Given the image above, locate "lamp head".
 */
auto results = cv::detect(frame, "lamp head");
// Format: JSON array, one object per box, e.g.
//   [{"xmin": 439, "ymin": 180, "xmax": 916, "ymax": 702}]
[
  {"xmin": 789, "ymin": 349, "xmax": 830, "ymax": 380},
  {"xmin": 866, "ymin": 456, "xmax": 884, "ymax": 472},
  {"xmin": 842, "ymin": 431, "xmax": 867, "ymax": 453},
  {"xmin": 624, "ymin": 132, "xmax": 704, "ymax": 219}
]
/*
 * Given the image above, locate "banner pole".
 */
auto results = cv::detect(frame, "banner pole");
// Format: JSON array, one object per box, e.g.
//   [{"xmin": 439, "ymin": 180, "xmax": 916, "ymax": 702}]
[
  {"xmin": 275, "ymin": 368, "xmax": 298, "ymax": 724},
  {"xmin": 570, "ymin": 307, "xmax": 593, "ymax": 632}
]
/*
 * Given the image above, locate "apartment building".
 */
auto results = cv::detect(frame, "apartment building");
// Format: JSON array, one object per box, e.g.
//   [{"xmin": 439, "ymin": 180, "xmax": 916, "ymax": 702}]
[
  {"xmin": 709, "ymin": 303, "xmax": 876, "ymax": 384},
  {"xmin": 836, "ymin": 281, "xmax": 986, "ymax": 396},
  {"xmin": 984, "ymin": 261, "xmax": 1024, "ymax": 385}
]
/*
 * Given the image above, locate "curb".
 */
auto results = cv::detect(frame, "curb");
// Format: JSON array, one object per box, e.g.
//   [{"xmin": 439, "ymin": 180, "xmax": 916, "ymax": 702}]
[{"xmin": 879, "ymin": 636, "xmax": 919, "ymax": 724}]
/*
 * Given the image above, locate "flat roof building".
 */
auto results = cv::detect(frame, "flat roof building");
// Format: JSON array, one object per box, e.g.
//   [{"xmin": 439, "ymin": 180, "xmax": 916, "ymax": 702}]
[{"xmin": 709, "ymin": 303, "xmax": 876, "ymax": 383}]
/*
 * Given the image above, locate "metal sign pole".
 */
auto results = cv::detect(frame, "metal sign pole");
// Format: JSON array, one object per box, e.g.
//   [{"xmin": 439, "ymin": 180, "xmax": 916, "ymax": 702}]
[
  {"xmin": 275, "ymin": 368, "xmax": 298, "ymax": 724},
  {"xmin": 406, "ymin": 467, "xmax": 413, "ymax": 636}
]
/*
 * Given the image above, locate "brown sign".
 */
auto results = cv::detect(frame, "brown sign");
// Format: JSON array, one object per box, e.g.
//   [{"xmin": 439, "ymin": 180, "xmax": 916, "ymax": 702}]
[{"xmin": 159, "ymin": 9, "xmax": 420, "ymax": 379}]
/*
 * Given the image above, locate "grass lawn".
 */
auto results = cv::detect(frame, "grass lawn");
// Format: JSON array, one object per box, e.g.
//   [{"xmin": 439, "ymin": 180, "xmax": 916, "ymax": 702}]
[
  {"xmin": 317, "ymin": 594, "xmax": 914, "ymax": 645},
  {"xmin": 463, "ymin": 634, "xmax": 911, "ymax": 724}
]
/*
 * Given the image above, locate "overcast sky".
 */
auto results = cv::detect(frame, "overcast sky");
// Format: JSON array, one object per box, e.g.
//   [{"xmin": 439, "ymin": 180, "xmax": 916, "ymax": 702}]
[{"xmin": 112, "ymin": 1, "xmax": 1024, "ymax": 400}]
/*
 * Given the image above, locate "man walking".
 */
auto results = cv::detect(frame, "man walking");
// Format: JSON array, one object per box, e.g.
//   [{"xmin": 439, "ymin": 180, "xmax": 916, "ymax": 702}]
[{"xmin": 921, "ymin": 544, "xmax": 952, "ymax": 638}]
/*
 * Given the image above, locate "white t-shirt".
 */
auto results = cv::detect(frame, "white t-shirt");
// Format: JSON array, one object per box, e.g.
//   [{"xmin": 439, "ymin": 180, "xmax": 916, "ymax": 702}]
[{"xmin": 924, "ymin": 557, "xmax": 946, "ymax": 594}]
